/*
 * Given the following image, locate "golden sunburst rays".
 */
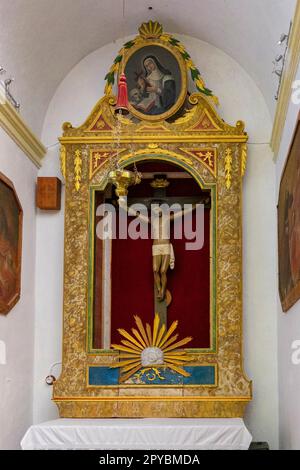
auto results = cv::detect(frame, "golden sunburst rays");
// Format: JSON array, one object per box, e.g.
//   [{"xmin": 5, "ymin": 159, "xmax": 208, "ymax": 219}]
[{"xmin": 111, "ymin": 313, "xmax": 193, "ymax": 383}]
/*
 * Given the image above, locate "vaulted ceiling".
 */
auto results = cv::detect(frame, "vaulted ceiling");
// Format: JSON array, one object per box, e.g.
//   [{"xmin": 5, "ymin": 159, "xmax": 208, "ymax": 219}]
[{"xmin": 0, "ymin": 0, "xmax": 296, "ymax": 137}]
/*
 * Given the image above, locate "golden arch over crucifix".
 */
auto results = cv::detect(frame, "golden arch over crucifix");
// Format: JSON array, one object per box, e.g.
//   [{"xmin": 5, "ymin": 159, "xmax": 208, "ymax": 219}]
[{"xmin": 87, "ymin": 152, "xmax": 217, "ymax": 356}]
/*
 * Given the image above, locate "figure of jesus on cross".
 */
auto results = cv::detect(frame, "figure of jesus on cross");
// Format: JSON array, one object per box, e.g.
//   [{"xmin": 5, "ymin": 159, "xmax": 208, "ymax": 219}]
[{"xmin": 118, "ymin": 197, "xmax": 195, "ymax": 303}]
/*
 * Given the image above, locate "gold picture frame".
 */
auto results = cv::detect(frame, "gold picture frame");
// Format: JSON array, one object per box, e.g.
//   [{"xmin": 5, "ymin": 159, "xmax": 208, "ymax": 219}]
[
  {"xmin": 123, "ymin": 40, "xmax": 187, "ymax": 122},
  {"xmin": 278, "ymin": 111, "xmax": 300, "ymax": 311},
  {"xmin": 0, "ymin": 172, "xmax": 23, "ymax": 315}
]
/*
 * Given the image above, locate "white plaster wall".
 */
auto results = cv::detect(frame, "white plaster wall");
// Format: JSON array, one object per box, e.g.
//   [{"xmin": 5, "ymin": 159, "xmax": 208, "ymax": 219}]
[
  {"xmin": 32, "ymin": 146, "xmax": 64, "ymax": 423},
  {"xmin": 0, "ymin": 128, "xmax": 38, "ymax": 449},
  {"xmin": 276, "ymin": 63, "xmax": 300, "ymax": 450},
  {"xmin": 243, "ymin": 142, "xmax": 278, "ymax": 445},
  {"xmin": 35, "ymin": 35, "xmax": 279, "ymax": 448}
]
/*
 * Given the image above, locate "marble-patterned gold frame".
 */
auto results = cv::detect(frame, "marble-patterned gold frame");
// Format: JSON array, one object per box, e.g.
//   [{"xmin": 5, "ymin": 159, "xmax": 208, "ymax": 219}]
[{"xmin": 54, "ymin": 88, "xmax": 252, "ymax": 417}]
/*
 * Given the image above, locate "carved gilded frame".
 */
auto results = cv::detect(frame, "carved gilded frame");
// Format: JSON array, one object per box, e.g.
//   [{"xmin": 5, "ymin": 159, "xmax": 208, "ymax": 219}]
[
  {"xmin": 54, "ymin": 88, "xmax": 252, "ymax": 417},
  {"xmin": 122, "ymin": 39, "xmax": 187, "ymax": 122}
]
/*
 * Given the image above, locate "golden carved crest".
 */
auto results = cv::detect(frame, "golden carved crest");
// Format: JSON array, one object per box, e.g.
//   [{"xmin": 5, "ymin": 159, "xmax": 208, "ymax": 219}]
[{"xmin": 138, "ymin": 21, "xmax": 163, "ymax": 39}]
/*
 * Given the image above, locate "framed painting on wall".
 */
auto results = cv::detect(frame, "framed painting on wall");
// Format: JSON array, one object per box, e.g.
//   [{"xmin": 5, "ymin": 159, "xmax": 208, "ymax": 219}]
[
  {"xmin": 124, "ymin": 43, "xmax": 187, "ymax": 121},
  {"xmin": 0, "ymin": 173, "xmax": 23, "ymax": 315},
  {"xmin": 278, "ymin": 112, "xmax": 300, "ymax": 312}
]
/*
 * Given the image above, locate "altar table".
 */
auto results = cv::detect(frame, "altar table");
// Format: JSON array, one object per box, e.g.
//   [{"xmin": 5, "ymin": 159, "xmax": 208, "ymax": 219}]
[{"xmin": 21, "ymin": 418, "xmax": 252, "ymax": 450}]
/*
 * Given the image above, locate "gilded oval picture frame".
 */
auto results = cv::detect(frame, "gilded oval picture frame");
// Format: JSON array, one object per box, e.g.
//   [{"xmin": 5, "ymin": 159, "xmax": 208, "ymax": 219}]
[{"xmin": 124, "ymin": 42, "xmax": 187, "ymax": 121}]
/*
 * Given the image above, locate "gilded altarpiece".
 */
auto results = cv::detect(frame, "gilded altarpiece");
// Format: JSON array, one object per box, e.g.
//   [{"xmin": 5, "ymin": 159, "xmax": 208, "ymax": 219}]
[{"xmin": 54, "ymin": 22, "xmax": 251, "ymax": 417}]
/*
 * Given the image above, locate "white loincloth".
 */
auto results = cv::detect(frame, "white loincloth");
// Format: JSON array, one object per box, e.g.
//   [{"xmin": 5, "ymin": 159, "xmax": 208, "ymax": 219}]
[{"xmin": 152, "ymin": 243, "xmax": 175, "ymax": 269}]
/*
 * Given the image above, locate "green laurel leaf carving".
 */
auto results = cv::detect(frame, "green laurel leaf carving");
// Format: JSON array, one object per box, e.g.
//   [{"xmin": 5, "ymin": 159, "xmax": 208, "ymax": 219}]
[
  {"xmin": 104, "ymin": 72, "xmax": 115, "ymax": 85},
  {"xmin": 123, "ymin": 40, "xmax": 135, "ymax": 49},
  {"xmin": 181, "ymin": 51, "xmax": 190, "ymax": 60},
  {"xmin": 169, "ymin": 37, "xmax": 180, "ymax": 46},
  {"xmin": 114, "ymin": 55, "xmax": 123, "ymax": 64}
]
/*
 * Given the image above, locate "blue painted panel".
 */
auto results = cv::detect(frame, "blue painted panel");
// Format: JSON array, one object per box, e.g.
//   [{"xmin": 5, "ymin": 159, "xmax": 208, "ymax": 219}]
[
  {"xmin": 88, "ymin": 367, "xmax": 119, "ymax": 385},
  {"xmin": 183, "ymin": 366, "xmax": 215, "ymax": 385},
  {"xmin": 88, "ymin": 365, "xmax": 215, "ymax": 386}
]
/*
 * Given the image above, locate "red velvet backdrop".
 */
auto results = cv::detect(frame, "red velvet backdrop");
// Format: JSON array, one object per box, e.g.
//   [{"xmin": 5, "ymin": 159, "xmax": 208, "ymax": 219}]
[{"xmin": 109, "ymin": 162, "xmax": 211, "ymax": 349}]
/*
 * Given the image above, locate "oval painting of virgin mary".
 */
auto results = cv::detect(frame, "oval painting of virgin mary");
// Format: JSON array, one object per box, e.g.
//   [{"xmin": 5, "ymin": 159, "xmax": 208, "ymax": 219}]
[{"xmin": 125, "ymin": 45, "xmax": 185, "ymax": 120}]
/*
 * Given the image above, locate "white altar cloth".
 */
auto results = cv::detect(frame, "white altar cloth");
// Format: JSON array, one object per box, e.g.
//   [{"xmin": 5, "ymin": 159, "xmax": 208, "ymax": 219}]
[{"xmin": 21, "ymin": 418, "xmax": 252, "ymax": 450}]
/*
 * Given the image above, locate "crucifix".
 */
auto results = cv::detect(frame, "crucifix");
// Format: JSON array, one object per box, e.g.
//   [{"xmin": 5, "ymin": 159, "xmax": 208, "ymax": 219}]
[{"xmin": 117, "ymin": 174, "xmax": 210, "ymax": 327}]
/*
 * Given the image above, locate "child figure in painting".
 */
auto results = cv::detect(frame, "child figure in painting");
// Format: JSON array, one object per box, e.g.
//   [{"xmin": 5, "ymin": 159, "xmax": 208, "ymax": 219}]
[{"xmin": 129, "ymin": 72, "xmax": 157, "ymax": 114}]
